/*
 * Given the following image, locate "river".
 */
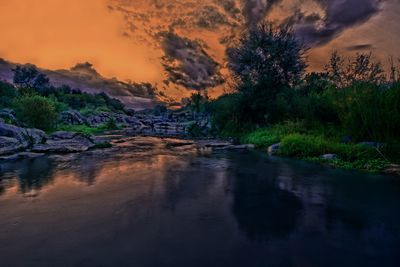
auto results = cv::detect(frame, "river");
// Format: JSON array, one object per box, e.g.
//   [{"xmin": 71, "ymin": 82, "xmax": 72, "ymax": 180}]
[{"xmin": 0, "ymin": 137, "xmax": 399, "ymax": 267}]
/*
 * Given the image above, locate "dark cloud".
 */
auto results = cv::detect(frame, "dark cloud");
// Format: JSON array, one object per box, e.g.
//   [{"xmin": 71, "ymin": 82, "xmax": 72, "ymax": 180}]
[
  {"xmin": 345, "ymin": 44, "xmax": 374, "ymax": 51},
  {"xmin": 160, "ymin": 31, "xmax": 224, "ymax": 90},
  {"xmin": 294, "ymin": 0, "xmax": 384, "ymax": 46},
  {"xmin": 243, "ymin": 0, "xmax": 282, "ymax": 26}
]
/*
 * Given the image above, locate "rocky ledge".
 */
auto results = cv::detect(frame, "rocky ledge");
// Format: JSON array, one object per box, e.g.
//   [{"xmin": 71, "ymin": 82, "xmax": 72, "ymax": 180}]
[{"xmin": 0, "ymin": 122, "xmax": 98, "ymax": 159}]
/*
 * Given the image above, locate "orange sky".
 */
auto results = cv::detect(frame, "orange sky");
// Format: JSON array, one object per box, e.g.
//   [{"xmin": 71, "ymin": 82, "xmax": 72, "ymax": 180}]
[
  {"xmin": 0, "ymin": 0, "xmax": 162, "ymax": 82},
  {"xmin": 0, "ymin": 0, "xmax": 399, "ymax": 98}
]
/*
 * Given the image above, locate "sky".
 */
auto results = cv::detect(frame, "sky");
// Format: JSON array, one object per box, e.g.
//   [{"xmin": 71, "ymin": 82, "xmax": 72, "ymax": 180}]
[{"xmin": 0, "ymin": 0, "xmax": 399, "ymax": 98}]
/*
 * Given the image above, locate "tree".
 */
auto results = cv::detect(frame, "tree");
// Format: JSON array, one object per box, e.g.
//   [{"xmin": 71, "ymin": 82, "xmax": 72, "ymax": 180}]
[
  {"xmin": 227, "ymin": 23, "xmax": 307, "ymax": 124},
  {"xmin": 325, "ymin": 52, "xmax": 385, "ymax": 87},
  {"xmin": 13, "ymin": 95, "xmax": 58, "ymax": 131},
  {"xmin": 12, "ymin": 65, "xmax": 50, "ymax": 92}
]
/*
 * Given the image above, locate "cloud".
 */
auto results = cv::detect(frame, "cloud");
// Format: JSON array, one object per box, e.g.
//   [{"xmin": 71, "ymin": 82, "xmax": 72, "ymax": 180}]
[
  {"xmin": 160, "ymin": 31, "xmax": 224, "ymax": 90},
  {"xmin": 294, "ymin": 0, "xmax": 384, "ymax": 46},
  {"xmin": 345, "ymin": 44, "xmax": 374, "ymax": 51},
  {"xmin": 243, "ymin": 0, "xmax": 282, "ymax": 26}
]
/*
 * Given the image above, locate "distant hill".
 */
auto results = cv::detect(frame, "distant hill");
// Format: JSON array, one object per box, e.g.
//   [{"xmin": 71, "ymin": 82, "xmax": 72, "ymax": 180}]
[{"xmin": 0, "ymin": 59, "xmax": 159, "ymax": 110}]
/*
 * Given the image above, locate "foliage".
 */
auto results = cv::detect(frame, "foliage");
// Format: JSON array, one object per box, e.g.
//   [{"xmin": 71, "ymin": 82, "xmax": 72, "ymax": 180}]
[
  {"xmin": 13, "ymin": 95, "xmax": 58, "ymax": 131},
  {"xmin": 57, "ymin": 124, "xmax": 106, "ymax": 136},
  {"xmin": 333, "ymin": 82, "xmax": 400, "ymax": 142},
  {"xmin": 0, "ymin": 81, "xmax": 18, "ymax": 108},
  {"xmin": 208, "ymin": 93, "xmax": 243, "ymax": 136},
  {"xmin": 325, "ymin": 51, "xmax": 385, "ymax": 87},
  {"xmin": 187, "ymin": 92, "xmax": 210, "ymax": 113},
  {"xmin": 103, "ymin": 118, "xmax": 118, "ymax": 131},
  {"xmin": 279, "ymin": 134, "xmax": 380, "ymax": 161},
  {"xmin": 227, "ymin": 23, "xmax": 306, "ymax": 124},
  {"xmin": 308, "ymin": 157, "xmax": 390, "ymax": 173}
]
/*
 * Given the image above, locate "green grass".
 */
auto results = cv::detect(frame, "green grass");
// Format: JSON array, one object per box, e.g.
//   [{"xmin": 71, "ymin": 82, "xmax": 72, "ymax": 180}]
[
  {"xmin": 240, "ymin": 121, "xmax": 394, "ymax": 173},
  {"xmin": 279, "ymin": 134, "xmax": 380, "ymax": 160},
  {"xmin": 307, "ymin": 157, "xmax": 390, "ymax": 173},
  {"xmin": 56, "ymin": 124, "xmax": 106, "ymax": 136}
]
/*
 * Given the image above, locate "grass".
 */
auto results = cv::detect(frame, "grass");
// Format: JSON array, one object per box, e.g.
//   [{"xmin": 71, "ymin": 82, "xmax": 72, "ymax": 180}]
[
  {"xmin": 56, "ymin": 119, "xmax": 120, "ymax": 136},
  {"xmin": 240, "ymin": 121, "xmax": 395, "ymax": 173},
  {"xmin": 56, "ymin": 124, "xmax": 106, "ymax": 136}
]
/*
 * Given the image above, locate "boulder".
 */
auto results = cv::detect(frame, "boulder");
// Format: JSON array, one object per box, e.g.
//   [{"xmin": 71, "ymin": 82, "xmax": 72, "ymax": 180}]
[
  {"xmin": 0, "ymin": 136, "xmax": 26, "ymax": 156},
  {"xmin": 268, "ymin": 143, "xmax": 280, "ymax": 155},
  {"xmin": 32, "ymin": 134, "xmax": 95, "ymax": 153},
  {"xmin": 60, "ymin": 110, "xmax": 86, "ymax": 125},
  {"xmin": 0, "ymin": 109, "xmax": 17, "ymax": 124},
  {"xmin": 0, "ymin": 122, "xmax": 46, "ymax": 145},
  {"xmin": 50, "ymin": 131, "xmax": 79, "ymax": 140},
  {"xmin": 321, "ymin": 154, "xmax": 339, "ymax": 160},
  {"xmin": 383, "ymin": 164, "xmax": 400, "ymax": 176}
]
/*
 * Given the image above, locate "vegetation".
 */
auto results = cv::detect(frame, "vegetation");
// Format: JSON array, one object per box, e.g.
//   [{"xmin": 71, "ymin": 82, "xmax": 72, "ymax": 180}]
[
  {"xmin": 57, "ymin": 119, "xmax": 119, "ymax": 136},
  {"xmin": 13, "ymin": 95, "xmax": 58, "ymax": 131},
  {"xmin": 0, "ymin": 65, "xmax": 126, "ymax": 133},
  {"xmin": 199, "ymin": 23, "xmax": 400, "ymax": 173}
]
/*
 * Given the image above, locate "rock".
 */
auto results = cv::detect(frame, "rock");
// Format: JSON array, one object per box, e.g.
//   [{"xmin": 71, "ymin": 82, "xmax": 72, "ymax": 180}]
[
  {"xmin": 203, "ymin": 141, "xmax": 233, "ymax": 148},
  {"xmin": 50, "ymin": 131, "xmax": 79, "ymax": 140},
  {"xmin": 0, "ymin": 152, "xmax": 45, "ymax": 161},
  {"xmin": 0, "ymin": 109, "xmax": 17, "ymax": 124},
  {"xmin": 321, "ymin": 154, "xmax": 339, "ymax": 160},
  {"xmin": 0, "ymin": 122, "xmax": 46, "ymax": 145},
  {"xmin": 0, "ymin": 136, "xmax": 26, "ymax": 156},
  {"xmin": 32, "ymin": 134, "xmax": 95, "ymax": 153},
  {"xmin": 383, "ymin": 164, "xmax": 400, "ymax": 176},
  {"xmin": 214, "ymin": 144, "xmax": 255, "ymax": 150},
  {"xmin": 60, "ymin": 110, "xmax": 86, "ymax": 125},
  {"xmin": 24, "ymin": 128, "xmax": 47, "ymax": 144},
  {"xmin": 165, "ymin": 141, "xmax": 195, "ymax": 147},
  {"xmin": 268, "ymin": 143, "xmax": 280, "ymax": 155}
]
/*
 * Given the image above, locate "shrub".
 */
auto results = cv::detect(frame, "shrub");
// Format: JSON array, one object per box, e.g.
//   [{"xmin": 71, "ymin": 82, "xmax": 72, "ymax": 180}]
[
  {"xmin": 13, "ymin": 95, "xmax": 58, "ymax": 131},
  {"xmin": 0, "ymin": 81, "xmax": 18, "ymax": 108},
  {"xmin": 242, "ymin": 129, "xmax": 279, "ymax": 148},
  {"xmin": 334, "ymin": 82, "xmax": 400, "ymax": 142},
  {"xmin": 209, "ymin": 93, "xmax": 243, "ymax": 136},
  {"xmin": 103, "ymin": 118, "xmax": 118, "ymax": 130}
]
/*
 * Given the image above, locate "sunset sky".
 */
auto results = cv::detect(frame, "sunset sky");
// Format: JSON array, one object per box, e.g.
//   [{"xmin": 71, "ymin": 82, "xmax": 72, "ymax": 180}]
[{"xmin": 0, "ymin": 0, "xmax": 399, "ymax": 97}]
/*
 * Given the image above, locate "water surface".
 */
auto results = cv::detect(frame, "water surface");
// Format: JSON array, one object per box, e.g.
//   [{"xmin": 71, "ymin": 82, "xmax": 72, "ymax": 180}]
[{"xmin": 0, "ymin": 137, "xmax": 399, "ymax": 267}]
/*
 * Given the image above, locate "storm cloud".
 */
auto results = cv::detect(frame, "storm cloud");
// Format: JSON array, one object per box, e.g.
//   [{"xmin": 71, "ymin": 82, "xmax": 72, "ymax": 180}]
[
  {"xmin": 294, "ymin": 0, "xmax": 384, "ymax": 46},
  {"xmin": 160, "ymin": 31, "xmax": 224, "ymax": 90},
  {"xmin": 243, "ymin": 0, "xmax": 282, "ymax": 26}
]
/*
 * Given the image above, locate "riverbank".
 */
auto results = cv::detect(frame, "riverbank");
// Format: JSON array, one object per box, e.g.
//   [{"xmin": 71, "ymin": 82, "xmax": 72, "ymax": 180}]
[{"xmin": 240, "ymin": 122, "xmax": 400, "ymax": 176}]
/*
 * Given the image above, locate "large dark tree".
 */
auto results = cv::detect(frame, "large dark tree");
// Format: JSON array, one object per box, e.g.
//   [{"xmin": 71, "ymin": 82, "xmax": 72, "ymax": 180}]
[{"xmin": 227, "ymin": 23, "xmax": 307, "ymax": 124}]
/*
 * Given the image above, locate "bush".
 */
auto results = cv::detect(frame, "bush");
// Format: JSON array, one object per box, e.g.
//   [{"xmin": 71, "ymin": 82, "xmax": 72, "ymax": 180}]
[
  {"xmin": 0, "ymin": 81, "xmax": 18, "ymax": 108},
  {"xmin": 13, "ymin": 95, "xmax": 58, "ymax": 131},
  {"xmin": 333, "ymin": 82, "xmax": 400, "ymax": 142},
  {"xmin": 209, "ymin": 94, "xmax": 243, "ymax": 136},
  {"xmin": 242, "ymin": 129, "xmax": 279, "ymax": 148},
  {"xmin": 103, "ymin": 118, "xmax": 118, "ymax": 130}
]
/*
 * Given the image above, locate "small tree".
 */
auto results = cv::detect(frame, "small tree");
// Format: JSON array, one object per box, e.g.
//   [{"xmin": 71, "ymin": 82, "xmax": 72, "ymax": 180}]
[
  {"xmin": 326, "ymin": 52, "xmax": 385, "ymax": 87},
  {"xmin": 227, "ymin": 23, "xmax": 307, "ymax": 124},
  {"xmin": 13, "ymin": 95, "xmax": 58, "ymax": 131}
]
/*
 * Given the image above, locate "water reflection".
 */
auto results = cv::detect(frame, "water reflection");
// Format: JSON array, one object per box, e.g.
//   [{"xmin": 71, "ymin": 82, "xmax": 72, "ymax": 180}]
[
  {"xmin": 0, "ymin": 138, "xmax": 399, "ymax": 267},
  {"xmin": 0, "ymin": 157, "xmax": 55, "ymax": 195}
]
